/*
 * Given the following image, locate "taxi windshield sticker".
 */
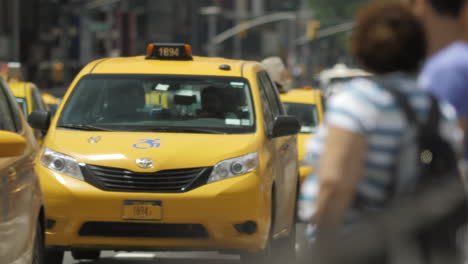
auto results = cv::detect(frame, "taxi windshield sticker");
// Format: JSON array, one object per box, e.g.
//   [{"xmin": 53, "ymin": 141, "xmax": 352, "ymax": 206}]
[
  {"xmin": 241, "ymin": 119, "xmax": 251, "ymax": 126},
  {"xmin": 230, "ymin": 82, "xmax": 245, "ymax": 88},
  {"xmin": 133, "ymin": 139, "xmax": 161, "ymax": 149},
  {"xmin": 155, "ymin": 83, "xmax": 170, "ymax": 91},
  {"xmin": 225, "ymin": 119, "xmax": 241, "ymax": 125}
]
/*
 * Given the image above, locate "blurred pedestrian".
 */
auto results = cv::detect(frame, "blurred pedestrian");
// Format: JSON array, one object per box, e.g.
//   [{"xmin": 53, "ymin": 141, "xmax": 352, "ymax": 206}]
[
  {"xmin": 403, "ymin": 0, "xmax": 468, "ymax": 174},
  {"xmin": 261, "ymin": 57, "xmax": 293, "ymax": 93},
  {"xmin": 300, "ymin": 2, "xmax": 463, "ymax": 263}
]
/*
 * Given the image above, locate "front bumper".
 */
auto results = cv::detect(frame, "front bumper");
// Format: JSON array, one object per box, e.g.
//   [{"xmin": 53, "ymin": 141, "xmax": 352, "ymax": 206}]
[{"xmin": 37, "ymin": 164, "xmax": 270, "ymax": 252}]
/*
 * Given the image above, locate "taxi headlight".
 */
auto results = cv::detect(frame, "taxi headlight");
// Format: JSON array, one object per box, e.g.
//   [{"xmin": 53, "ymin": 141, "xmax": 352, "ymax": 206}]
[
  {"xmin": 208, "ymin": 152, "xmax": 259, "ymax": 184},
  {"xmin": 41, "ymin": 148, "xmax": 84, "ymax": 180}
]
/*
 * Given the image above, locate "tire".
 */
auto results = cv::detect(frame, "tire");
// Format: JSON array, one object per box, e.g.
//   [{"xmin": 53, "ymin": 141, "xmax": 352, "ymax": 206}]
[
  {"xmin": 241, "ymin": 225, "xmax": 296, "ymax": 264},
  {"xmin": 44, "ymin": 249, "xmax": 64, "ymax": 264},
  {"xmin": 71, "ymin": 250, "xmax": 101, "ymax": 260},
  {"xmin": 241, "ymin": 192, "xmax": 296, "ymax": 264},
  {"xmin": 32, "ymin": 222, "xmax": 44, "ymax": 264},
  {"xmin": 274, "ymin": 220, "xmax": 297, "ymax": 263}
]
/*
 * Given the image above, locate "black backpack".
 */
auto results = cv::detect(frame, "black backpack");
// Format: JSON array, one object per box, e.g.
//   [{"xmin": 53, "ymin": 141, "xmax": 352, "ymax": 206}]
[
  {"xmin": 384, "ymin": 84, "xmax": 460, "ymax": 193},
  {"xmin": 380, "ymin": 80, "xmax": 468, "ymax": 259}
]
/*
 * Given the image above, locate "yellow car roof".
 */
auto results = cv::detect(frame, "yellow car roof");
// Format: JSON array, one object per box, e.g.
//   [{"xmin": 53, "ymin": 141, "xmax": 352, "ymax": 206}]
[
  {"xmin": 42, "ymin": 92, "xmax": 60, "ymax": 105},
  {"xmin": 86, "ymin": 56, "xmax": 257, "ymax": 77},
  {"xmin": 7, "ymin": 81, "xmax": 30, "ymax": 98},
  {"xmin": 280, "ymin": 88, "xmax": 322, "ymax": 104}
]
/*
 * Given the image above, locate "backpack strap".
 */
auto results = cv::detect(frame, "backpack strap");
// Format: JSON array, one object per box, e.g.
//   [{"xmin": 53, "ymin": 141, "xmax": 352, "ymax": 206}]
[
  {"xmin": 425, "ymin": 95, "xmax": 441, "ymax": 131},
  {"xmin": 372, "ymin": 78, "xmax": 422, "ymax": 202},
  {"xmin": 375, "ymin": 78, "xmax": 440, "ymax": 128},
  {"xmin": 375, "ymin": 78, "xmax": 418, "ymax": 124}
]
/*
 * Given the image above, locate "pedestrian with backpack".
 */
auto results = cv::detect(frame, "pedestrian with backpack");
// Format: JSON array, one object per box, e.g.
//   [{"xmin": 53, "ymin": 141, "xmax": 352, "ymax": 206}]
[
  {"xmin": 301, "ymin": 2, "xmax": 464, "ymax": 263},
  {"xmin": 402, "ymin": 0, "xmax": 468, "ymax": 177}
]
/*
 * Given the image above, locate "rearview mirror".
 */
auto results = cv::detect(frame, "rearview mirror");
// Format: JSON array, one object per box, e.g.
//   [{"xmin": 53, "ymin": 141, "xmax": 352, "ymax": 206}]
[
  {"xmin": 0, "ymin": 131, "xmax": 27, "ymax": 157},
  {"xmin": 272, "ymin": 115, "xmax": 301, "ymax": 138},
  {"xmin": 28, "ymin": 110, "xmax": 51, "ymax": 132}
]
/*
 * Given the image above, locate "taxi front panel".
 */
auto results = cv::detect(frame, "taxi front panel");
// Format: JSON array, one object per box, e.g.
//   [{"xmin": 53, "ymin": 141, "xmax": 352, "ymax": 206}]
[
  {"xmin": 46, "ymin": 130, "xmax": 257, "ymax": 171},
  {"xmin": 39, "ymin": 164, "xmax": 269, "ymax": 250}
]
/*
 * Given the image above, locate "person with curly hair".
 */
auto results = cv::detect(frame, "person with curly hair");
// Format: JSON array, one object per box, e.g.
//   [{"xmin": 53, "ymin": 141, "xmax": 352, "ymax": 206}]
[{"xmin": 300, "ymin": 2, "xmax": 463, "ymax": 263}]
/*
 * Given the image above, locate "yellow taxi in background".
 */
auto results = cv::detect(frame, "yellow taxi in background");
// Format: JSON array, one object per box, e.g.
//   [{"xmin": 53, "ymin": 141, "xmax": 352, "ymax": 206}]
[
  {"xmin": 0, "ymin": 78, "xmax": 45, "ymax": 264},
  {"xmin": 29, "ymin": 43, "xmax": 300, "ymax": 264},
  {"xmin": 41, "ymin": 92, "xmax": 61, "ymax": 115},
  {"xmin": 8, "ymin": 81, "xmax": 49, "ymax": 142},
  {"xmin": 280, "ymin": 88, "xmax": 324, "ymax": 184}
]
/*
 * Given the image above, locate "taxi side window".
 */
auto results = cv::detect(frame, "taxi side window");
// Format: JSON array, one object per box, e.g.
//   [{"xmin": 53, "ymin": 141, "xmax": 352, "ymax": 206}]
[
  {"xmin": 257, "ymin": 73, "xmax": 274, "ymax": 135},
  {"xmin": 258, "ymin": 71, "xmax": 285, "ymax": 116},
  {"xmin": 0, "ymin": 81, "xmax": 20, "ymax": 132},
  {"xmin": 31, "ymin": 86, "xmax": 46, "ymax": 111}
]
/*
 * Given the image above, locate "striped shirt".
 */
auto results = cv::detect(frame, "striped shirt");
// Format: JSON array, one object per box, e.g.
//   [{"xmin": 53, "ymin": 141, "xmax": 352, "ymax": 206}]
[{"xmin": 298, "ymin": 73, "xmax": 461, "ymax": 238}]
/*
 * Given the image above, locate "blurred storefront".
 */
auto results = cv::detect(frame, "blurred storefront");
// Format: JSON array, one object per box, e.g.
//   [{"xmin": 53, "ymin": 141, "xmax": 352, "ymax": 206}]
[
  {"xmin": 7, "ymin": 0, "xmax": 303, "ymax": 90},
  {"xmin": 0, "ymin": 0, "xmax": 20, "ymax": 61}
]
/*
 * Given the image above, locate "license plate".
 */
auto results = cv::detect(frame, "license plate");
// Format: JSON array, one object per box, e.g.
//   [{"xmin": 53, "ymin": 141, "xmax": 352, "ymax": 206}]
[{"xmin": 122, "ymin": 200, "xmax": 162, "ymax": 220}]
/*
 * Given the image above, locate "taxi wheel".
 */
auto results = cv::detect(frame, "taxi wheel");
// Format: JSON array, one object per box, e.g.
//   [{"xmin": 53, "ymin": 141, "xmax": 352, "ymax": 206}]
[
  {"xmin": 245, "ymin": 226, "xmax": 296, "ymax": 264},
  {"xmin": 241, "ymin": 193, "xmax": 296, "ymax": 264},
  {"xmin": 44, "ymin": 249, "xmax": 64, "ymax": 264},
  {"xmin": 240, "ymin": 193, "xmax": 276, "ymax": 264},
  {"xmin": 275, "ymin": 213, "xmax": 297, "ymax": 262},
  {"xmin": 32, "ymin": 222, "xmax": 44, "ymax": 264},
  {"xmin": 71, "ymin": 250, "xmax": 101, "ymax": 260}
]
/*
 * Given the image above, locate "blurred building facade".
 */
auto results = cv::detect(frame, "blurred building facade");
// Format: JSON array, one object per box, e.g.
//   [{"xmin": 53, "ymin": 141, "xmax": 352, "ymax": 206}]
[
  {"xmin": 3, "ymin": 0, "xmax": 305, "ymax": 89},
  {"xmin": 0, "ymin": 0, "xmax": 20, "ymax": 61}
]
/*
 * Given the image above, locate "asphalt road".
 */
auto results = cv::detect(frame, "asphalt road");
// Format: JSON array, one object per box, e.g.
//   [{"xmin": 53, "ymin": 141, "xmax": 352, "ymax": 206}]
[{"xmin": 62, "ymin": 224, "xmax": 309, "ymax": 264}]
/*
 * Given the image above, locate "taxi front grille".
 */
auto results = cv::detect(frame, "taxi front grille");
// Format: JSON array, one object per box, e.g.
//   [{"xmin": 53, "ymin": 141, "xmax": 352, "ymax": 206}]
[{"xmin": 81, "ymin": 165, "xmax": 212, "ymax": 193}]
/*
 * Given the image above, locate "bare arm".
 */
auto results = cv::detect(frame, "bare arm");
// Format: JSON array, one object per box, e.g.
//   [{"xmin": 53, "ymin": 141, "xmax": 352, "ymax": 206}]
[
  {"xmin": 459, "ymin": 118, "xmax": 467, "ymax": 138},
  {"xmin": 314, "ymin": 126, "xmax": 368, "ymax": 237},
  {"xmin": 459, "ymin": 118, "xmax": 468, "ymax": 158}
]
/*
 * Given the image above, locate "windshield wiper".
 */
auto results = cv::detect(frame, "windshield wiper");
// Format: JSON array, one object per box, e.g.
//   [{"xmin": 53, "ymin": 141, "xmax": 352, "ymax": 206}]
[
  {"xmin": 58, "ymin": 124, "xmax": 113, "ymax": 131},
  {"xmin": 137, "ymin": 127, "xmax": 226, "ymax": 134}
]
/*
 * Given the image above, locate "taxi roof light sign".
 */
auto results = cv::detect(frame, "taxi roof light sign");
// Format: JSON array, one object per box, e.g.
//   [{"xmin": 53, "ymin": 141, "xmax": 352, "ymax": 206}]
[{"xmin": 146, "ymin": 43, "xmax": 193, "ymax": 61}]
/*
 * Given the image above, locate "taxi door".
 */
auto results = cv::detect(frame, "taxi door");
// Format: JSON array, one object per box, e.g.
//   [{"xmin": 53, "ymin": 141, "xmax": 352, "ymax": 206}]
[
  {"xmin": 0, "ymin": 80, "xmax": 39, "ymax": 263},
  {"xmin": 257, "ymin": 71, "xmax": 297, "ymax": 235}
]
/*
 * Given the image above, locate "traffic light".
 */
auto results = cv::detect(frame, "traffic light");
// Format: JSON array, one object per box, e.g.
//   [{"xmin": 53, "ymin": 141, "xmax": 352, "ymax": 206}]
[{"xmin": 306, "ymin": 20, "xmax": 321, "ymax": 40}]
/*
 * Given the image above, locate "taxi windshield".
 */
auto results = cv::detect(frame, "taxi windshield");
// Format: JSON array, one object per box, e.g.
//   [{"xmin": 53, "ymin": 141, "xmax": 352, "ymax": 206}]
[
  {"xmin": 58, "ymin": 74, "xmax": 255, "ymax": 134},
  {"xmin": 283, "ymin": 102, "xmax": 319, "ymax": 134},
  {"xmin": 15, "ymin": 97, "xmax": 28, "ymax": 117}
]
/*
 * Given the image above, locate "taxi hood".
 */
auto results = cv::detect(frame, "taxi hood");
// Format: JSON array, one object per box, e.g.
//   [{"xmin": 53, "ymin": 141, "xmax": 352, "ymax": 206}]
[{"xmin": 46, "ymin": 129, "xmax": 257, "ymax": 171}]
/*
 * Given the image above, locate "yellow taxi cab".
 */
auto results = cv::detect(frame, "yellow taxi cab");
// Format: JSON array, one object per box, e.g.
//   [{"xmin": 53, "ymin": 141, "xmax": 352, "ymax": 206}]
[
  {"xmin": 8, "ymin": 81, "xmax": 49, "ymax": 142},
  {"xmin": 0, "ymin": 78, "xmax": 45, "ymax": 264},
  {"xmin": 280, "ymin": 87, "xmax": 324, "ymax": 184},
  {"xmin": 41, "ymin": 92, "xmax": 61, "ymax": 115},
  {"xmin": 29, "ymin": 43, "xmax": 301, "ymax": 264}
]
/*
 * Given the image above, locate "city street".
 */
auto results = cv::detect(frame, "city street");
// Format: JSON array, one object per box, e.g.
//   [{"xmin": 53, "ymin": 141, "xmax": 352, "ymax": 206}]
[
  {"xmin": 4, "ymin": 1, "xmax": 467, "ymax": 264},
  {"xmin": 62, "ymin": 224, "xmax": 309, "ymax": 264},
  {"xmin": 63, "ymin": 251, "xmax": 239, "ymax": 264}
]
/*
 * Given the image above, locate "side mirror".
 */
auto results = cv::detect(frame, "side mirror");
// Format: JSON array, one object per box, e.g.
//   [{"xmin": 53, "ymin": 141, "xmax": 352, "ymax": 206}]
[
  {"xmin": 272, "ymin": 115, "xmax": 301, "ymax": 138},
  {"xmin": 0, "ymin": 131, "xmax": 27, "ymax": 157},
  {"xmin": 28, "ymin": 110, "xmax": 51, "ymax": 132}
]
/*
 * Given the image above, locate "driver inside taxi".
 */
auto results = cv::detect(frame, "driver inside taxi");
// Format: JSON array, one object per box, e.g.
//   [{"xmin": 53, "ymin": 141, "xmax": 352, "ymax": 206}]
[{"xmin": 198, "ymin": 86, "xmax": 225, "ymax": 118}]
